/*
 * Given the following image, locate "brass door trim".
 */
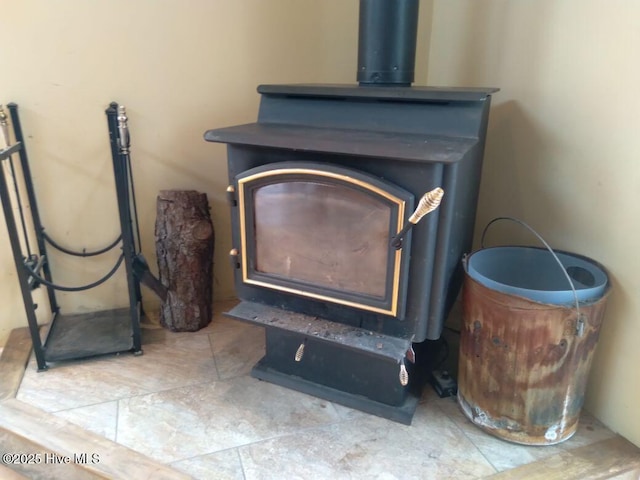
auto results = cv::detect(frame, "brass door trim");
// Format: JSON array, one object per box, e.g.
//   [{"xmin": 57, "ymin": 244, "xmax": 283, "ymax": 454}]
[{"xmin": 237, "ymin": 167, "xmax": 406, "ymax": 317}]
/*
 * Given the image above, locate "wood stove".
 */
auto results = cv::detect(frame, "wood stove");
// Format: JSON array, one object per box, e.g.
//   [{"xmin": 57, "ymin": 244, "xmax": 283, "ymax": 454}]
[{"xmin": 205, "ymin": 0, "xmax": 497, "ymax": 424}]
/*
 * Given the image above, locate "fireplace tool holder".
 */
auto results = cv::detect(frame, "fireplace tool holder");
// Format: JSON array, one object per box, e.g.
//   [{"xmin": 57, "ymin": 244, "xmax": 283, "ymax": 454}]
[{"xmin": 0, "ymin": 102, "xmax": 165, "ymax": 371}]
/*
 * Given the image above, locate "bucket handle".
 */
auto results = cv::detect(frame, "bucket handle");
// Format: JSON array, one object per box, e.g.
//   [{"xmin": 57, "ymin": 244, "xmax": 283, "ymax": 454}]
[{"xmin": 480, "ymin": 217, "xmax": 585, "ymax": 336}]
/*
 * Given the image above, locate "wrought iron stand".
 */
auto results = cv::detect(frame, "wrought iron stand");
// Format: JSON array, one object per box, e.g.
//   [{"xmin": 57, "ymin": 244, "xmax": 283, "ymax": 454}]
[{"xmin": 0, "ymin": 102, "xmax": 164, "ymax": 371}]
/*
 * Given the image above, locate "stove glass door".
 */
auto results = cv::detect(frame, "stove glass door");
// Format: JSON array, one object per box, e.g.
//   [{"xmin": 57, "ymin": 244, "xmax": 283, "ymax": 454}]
[{"xmin": 236, "ymin": 162, "xmax": 414, "ymax": 318}]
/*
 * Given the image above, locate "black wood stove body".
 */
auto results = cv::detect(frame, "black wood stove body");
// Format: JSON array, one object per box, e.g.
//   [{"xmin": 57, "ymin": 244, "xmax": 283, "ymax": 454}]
[{"xmin": 205, "ymin": 0, "xmax": 497, "ymax": 424}]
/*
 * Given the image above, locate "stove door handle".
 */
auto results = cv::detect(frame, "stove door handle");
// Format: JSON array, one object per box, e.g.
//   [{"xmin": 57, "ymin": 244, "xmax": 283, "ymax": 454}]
[{"xmin": 390, "ymin": 187, "xmax": 444, "ymax": 250}]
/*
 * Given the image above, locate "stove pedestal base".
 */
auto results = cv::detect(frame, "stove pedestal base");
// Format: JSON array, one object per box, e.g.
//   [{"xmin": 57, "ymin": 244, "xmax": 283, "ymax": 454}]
[
  {"xmin": 252, "ymin": 357, "xmax": 420, "ymax": 425},
  {"xmin": 225, "ymin": 301, "xmax": 422, "ymax": 425}
]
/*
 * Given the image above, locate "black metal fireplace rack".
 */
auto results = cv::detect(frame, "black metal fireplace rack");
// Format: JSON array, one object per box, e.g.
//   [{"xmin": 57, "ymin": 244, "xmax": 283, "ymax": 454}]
[{"xmin": 0, "ymin": 102, "xmax": 162, "ymax": 371}]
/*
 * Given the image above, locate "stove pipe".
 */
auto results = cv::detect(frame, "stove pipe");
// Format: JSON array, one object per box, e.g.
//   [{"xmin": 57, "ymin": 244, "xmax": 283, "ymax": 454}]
[{"xmin": 357, "ymin": 0, "xmax": 420, "ymax": 86}]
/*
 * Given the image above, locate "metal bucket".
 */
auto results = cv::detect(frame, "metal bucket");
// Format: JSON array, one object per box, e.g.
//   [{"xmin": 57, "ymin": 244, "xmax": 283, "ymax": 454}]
[{"xmin": 457, "ymin": 218, "xmax": 610, "ymax": 445}]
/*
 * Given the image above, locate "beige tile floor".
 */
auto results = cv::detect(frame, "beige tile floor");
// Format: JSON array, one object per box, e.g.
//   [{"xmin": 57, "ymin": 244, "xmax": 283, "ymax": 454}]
[{"xmin": 15, "ymin": 300, "xmax": 617, "ymax": 480}]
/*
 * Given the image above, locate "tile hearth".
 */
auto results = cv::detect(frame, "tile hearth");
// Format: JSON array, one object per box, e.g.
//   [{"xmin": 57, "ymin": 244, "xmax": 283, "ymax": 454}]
[{"xmin": 8, "ymin": 300, "xmax": 634, "ymax": 479}]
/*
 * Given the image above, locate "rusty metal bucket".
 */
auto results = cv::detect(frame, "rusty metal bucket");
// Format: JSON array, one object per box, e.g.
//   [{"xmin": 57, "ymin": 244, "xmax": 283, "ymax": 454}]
[{"xmin": 457, "ymin": 218, "xmax": 610, "ymax": 445}]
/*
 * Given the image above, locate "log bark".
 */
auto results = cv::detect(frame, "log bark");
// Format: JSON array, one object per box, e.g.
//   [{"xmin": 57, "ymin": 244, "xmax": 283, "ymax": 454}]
[{"xmin": 155, "ymin": 190, "xmax": 214, "ymax": 331}]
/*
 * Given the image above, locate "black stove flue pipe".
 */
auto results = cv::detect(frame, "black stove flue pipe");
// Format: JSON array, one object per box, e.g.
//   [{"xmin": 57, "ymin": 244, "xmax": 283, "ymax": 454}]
[{"xmin": 357, "ymin": 0, "xmax": 420, "ymax": 86}]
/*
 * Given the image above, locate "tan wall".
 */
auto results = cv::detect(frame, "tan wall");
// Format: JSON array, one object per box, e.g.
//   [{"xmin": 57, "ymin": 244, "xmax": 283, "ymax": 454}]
[
  {"xmin": 427, "ymin": 1, "xmax": 640, "ymax": 446},
  {"xmin": 0, "ymin": 2, "xmax": 432, "ymax": 343}
]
